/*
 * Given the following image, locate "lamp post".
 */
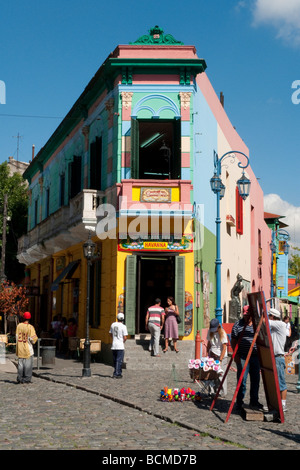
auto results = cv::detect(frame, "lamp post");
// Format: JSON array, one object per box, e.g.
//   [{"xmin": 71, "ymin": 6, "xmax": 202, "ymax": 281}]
[
  {"xmin": 82, "ymin": 232, "xmax": 96, "ymax": 377},
  {"xmin": 270, "ymin": 235, "xmax": 276, "ymax": 299},
  {"xmin": 210, "ymin": 151, "xmax": 251, "ymax": 325}
]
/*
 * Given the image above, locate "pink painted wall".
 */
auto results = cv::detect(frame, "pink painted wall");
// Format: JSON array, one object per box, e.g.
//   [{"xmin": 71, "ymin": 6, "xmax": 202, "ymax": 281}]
[
  {"xmin": 195, "ymin": 71, "xmax": 271, "ymax": 299},
  {"xmin": 114, "ymin": 45, "xmax": 198, "ymax": 59}
]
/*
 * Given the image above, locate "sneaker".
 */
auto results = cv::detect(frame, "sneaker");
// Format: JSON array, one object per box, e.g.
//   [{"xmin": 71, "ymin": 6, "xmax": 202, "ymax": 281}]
[{"xmin": 282, "ymin": 404, "xmax": 288, "ymax": 413}]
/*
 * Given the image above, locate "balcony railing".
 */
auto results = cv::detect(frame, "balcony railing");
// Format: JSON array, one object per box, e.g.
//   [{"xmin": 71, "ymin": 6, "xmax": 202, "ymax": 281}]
[{"xmin": 17, "ymin": 189, "xmax": 104, "ymax": 265}]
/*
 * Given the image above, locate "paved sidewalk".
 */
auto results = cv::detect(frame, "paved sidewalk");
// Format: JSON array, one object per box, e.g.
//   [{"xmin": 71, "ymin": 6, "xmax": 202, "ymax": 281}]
[{"xmin": 1, "ymin": 354, "xmax": 299, "ymax": 450}]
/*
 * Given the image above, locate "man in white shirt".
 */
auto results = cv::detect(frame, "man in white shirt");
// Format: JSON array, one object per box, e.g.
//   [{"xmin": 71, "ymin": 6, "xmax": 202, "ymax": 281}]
[
  {"xmin": 109, "ymin": 313, "xmax": 128, "ymax": 379},
  {"xmin": 268, "ymin": 308, "xmax": 288, "ymax": 412}
]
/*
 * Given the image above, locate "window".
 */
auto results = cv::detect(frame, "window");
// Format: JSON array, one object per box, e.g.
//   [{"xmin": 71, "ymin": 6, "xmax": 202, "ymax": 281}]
[
  {"xmin": 89, "ymin": 137, "xmax": 102, "ymax": 190},
  {"xmin": 34, "ymin": 199, "xmax": 38, "ymax": 227},
  {"xmin": 69, "ymin": 156, "xmax": 82, "ymax": 199},
  {"xmin": 236, "ymin": 186, "xmax": 243, "ymax": 235},
  {"xmin": 60, "ymin": 173, "xmax": 65, "ymax": 207},
  {"xmin": 45, "ymin": 188, "xmax": 50, "ymax": 218},
  {"xmin": 131, "ymin": 119, "xmax": 181, "ymax": 180}
]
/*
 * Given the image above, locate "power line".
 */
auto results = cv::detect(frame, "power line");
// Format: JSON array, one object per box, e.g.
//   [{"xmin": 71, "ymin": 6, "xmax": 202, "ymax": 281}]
[{"xmin": 0, "ymin": 113, "xmax": 63, "ymax": 119}]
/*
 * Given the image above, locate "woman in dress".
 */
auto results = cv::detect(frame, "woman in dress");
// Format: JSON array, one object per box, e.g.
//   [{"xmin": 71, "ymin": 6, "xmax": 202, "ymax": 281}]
[{"xmin": 163, "ymin": 296, "xmax": 180, "ymax": 353}]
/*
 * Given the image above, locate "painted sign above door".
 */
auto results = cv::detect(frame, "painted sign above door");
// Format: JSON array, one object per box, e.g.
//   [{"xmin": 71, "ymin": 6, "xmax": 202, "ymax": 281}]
[{"xmin": 118, "ymin": 235, "xmax": 193, "ymax": 252}]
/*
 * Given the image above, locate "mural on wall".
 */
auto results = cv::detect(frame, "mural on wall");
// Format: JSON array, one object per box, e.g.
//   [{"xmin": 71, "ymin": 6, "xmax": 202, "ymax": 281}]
[
  {"xmin": 202, "ymin": 272, "xmax": 210, "ymax": 328},
  {"xmin": 117, "ymin": 293, "xmax": 124, "ymax": 315},
  {"xmin": 184, "ymin": 291, "xmax": 193, "ymax": 336}
]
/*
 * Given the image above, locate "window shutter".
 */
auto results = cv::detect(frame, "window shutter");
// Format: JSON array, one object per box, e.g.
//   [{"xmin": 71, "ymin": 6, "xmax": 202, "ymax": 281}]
[
  {"xmin": 125, "ymin": 255, "xmax": 137, "ymax": 335},
  {"xmin": 236, "ymin": 187, "xmax": 243, "ymax": 235},
  {"xmin": 69, "ymin": 156, "xmax": 82, "ymax": 199},
  {"xmin": 131, "ymin": 118, "xmax": 139, "ymax": 179},
  {"xmin": 90, "ymin": 137, "xmax": 102, "ymax": 190},
  {"xmin": 173, "ymin": 119, "xmax": 181, "ymax": 179},
  {"xmin": 175, "ymin": 255, "xmax": 185, "ymax": 336}
]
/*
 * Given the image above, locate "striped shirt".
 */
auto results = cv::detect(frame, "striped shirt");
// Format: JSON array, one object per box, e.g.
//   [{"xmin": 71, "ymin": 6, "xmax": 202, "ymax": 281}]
[
  {"xmin": 231, "ymin": 319, "xmax": 257, "ymax": 359},
  {"xmin": 147, "ymin": 305, "xmax": 164, "ymax": 327}
]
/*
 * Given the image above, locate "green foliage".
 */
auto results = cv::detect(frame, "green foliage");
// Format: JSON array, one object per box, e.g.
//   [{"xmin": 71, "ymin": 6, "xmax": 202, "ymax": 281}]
[
  {"xmin": 0, "ymin": 162, "xmax": 28, "ymax": 282},
  {"xmin": 289, "ymin": 246, "xmax": 300, "ymax": 283}
]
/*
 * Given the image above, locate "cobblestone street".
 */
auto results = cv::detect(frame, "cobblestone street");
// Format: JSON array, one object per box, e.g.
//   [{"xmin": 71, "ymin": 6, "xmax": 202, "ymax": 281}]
[{"xmin": 0, "ymin": 355, "xmax": 299, "ymax": 452}]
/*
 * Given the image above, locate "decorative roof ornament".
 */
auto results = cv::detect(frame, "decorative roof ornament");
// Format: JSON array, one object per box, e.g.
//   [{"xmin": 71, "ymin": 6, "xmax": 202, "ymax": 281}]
[{"xmin": 130, "ymin": 26, "xmax": 184, "ymax": 45}]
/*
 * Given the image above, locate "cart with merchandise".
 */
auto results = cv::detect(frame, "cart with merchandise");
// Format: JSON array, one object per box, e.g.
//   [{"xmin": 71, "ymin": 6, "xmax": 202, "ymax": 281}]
[{"xmin": 189, "ymin": 358, "xmax": 223, "ymax": 397}]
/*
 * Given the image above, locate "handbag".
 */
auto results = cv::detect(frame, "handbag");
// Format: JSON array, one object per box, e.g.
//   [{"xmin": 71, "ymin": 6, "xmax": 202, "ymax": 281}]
[{"xmin": 176, "ymin": 314, "xmax": 182, "ymax": 324}]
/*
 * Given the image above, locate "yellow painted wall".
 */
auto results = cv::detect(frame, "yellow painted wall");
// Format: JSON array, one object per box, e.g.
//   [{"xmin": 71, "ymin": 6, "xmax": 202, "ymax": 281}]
[
  {"xmin": 26, "ymin": 231, "xmax": 194, "ymax": 345},
  {"xmin": 132, "ymin": 186, "xmax": 180, "ymax": 202},
  {"xmin": 88, "ymin": 237, "xmax": 118, "ymax": 343}
]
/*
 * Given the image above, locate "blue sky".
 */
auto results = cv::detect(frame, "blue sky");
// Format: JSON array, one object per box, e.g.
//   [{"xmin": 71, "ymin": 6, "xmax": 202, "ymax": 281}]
[{"xmin": 0, "ymin": 0, "xmax": 299, "ymax": 247}]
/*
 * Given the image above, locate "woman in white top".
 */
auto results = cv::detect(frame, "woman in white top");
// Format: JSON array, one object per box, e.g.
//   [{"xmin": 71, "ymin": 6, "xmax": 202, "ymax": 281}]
[{"xmin": 206, "ymin": 318, "xmax": 228, "ymax": 397}]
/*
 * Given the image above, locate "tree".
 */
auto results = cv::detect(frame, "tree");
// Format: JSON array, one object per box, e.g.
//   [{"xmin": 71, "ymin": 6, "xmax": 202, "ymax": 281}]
[
  {"xmin": 0, "ymin": 162, "xmax": 28, "ymax": 283},
  {"xmin": 0, "ymin": 281, "xmax": 29, "ymax": 317},
  {"xmin": 289, "ymin": 247, "xmax": 300, "ymax": 283}
]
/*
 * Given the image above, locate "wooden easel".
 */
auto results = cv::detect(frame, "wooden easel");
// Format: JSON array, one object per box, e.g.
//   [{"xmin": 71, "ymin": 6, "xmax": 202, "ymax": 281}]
[{"xmin": 210, "ymin": 291, "xmax": 284, "ymax": 423}]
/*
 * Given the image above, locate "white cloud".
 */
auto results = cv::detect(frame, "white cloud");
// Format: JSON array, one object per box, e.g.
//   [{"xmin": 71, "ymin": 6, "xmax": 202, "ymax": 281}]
[
  {"xmin": 252, "ymin": 0, "xmax": 300, "ymax": 45},
  {"xmin": 264, "ymin": 193, "xmax": 300, "ymax": 251}
]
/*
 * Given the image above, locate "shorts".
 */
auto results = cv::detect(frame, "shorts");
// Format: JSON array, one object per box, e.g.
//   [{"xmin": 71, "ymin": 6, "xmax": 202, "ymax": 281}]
[{"xmin": 275, "ymin": 356, "xmax": 287, "ymax": 391}]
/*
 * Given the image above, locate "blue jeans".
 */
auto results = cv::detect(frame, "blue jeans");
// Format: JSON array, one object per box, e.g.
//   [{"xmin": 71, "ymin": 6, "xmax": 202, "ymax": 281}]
[
  {"xmin": 112, "ymin": 350, "xmax": 124, "ymax": 377},
  {"xmin": 236, "ymin": 355, "xmax": 260, "ymax": 406},
  {"xmin": 275, "ymin": 356, "xmax": 286, "ymax": 391}
]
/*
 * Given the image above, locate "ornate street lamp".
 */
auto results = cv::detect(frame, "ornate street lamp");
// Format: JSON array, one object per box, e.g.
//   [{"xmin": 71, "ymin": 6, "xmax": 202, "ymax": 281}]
[
  {"xmin": 210, "ymin": 150, "xmax": 251, "ymax": 324},
  {"xmin": 82, "ymin": 232, "xmax": 96, "ymax": 377}
]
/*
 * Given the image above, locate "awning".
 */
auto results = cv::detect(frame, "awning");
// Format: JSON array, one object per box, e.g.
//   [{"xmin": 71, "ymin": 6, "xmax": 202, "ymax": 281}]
[{"xmin": 51, "ymin": 260, "xmax": 80, "ymax": 292}]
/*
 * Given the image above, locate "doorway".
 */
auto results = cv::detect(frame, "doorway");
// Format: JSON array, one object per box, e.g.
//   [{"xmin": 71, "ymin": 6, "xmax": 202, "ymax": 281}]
[{"xmin": 137, "ymin": 255, "xmax": 175, "ymax": 333}]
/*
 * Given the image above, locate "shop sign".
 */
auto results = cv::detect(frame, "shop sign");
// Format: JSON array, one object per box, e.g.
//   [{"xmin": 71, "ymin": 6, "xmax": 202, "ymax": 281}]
[
  {"xmin": 140, "ymin": 187, "xmax": 171, "ymax": 203},
  {"xmin": 118, "ymin": 235, "xmax": 193, "ymax": 252}
]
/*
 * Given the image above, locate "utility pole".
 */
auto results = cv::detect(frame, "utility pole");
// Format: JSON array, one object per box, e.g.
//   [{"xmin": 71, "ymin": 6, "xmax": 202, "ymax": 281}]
[
  {"xmin": 0, "ymin": 194, "xmax": 8, "ymax": 282},
  {"xmin": 13, "ymin": 133, "xmax": 23, "ymax": 162}
]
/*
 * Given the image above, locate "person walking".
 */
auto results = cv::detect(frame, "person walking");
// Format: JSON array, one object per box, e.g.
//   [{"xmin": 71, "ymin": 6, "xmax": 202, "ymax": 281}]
[
  {"xmin": 268, "ymin": 308, "xmax": 288, "ymax": 412},
  {"xmin": 15, "ymin": 312, "xmax": 38, "ymax": 384},
  {"xmin": 109, "ymin": 313, "xmax": 128, "ymax": 379},
  {"xmin": 145, "ymin": 298, "xmax": 165, "ymax": 357},
  {"xmin": 163, "ymin": 296, "xmax": 180, "ymax": 353},
  {"xmin": 231, "ymin": 305, "xmax": 263, "ymax": 411}
]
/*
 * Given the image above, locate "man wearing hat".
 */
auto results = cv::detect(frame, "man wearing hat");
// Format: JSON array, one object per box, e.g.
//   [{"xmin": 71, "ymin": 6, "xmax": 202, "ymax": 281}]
[
  {"xmin": 15, "ymin": 312, "xmax": 38, "ymax": 384},
  {"xmin": 231, "ymin": 305, "xmax": 263, "ymax": 411},
  {"xmin": 268, "ymin": 308, "xmax": 288, "ymax": 412},
  {"xmin": 109, "ymin": 313, "xmax": 128, "ymax": 378}
]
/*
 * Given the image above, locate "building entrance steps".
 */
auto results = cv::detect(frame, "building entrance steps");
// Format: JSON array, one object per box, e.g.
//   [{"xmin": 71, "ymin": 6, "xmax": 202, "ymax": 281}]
[{"xmin": 123, "ymin": 335, "xmax": 195, "ymax": 370}]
